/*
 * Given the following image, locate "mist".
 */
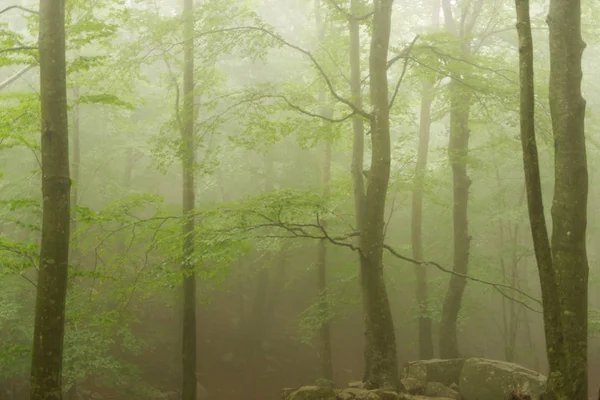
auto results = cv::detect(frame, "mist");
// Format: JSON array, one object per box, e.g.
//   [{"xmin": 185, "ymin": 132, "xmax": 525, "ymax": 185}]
[{"xmin": 0, "ymin": 0, "xmax": 598, "ymax": 399}]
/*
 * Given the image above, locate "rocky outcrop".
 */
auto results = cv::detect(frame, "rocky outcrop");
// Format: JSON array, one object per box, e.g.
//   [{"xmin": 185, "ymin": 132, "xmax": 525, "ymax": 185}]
[
  {"xmin": 403, "ymin": 359, "xmax": 464, "ymax": 388},
  {"xmin": 282, "ymin": 386, "xmax": 455, "ymax": 400},
  {"xmin": 282, "ymin": 357, "xmax": 546, "ymax": 400},
  {"xmin": 458, "ymin": 358, "xmax": 546, "ymax": 400}
]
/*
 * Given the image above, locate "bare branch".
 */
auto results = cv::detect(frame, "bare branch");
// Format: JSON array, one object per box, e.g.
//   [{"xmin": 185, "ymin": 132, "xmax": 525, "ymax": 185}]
[
  {"xmin": 0, "ymin": 5, "xmax": 39, "ymax": 15},
  {"xmin": 381, "ymin": 243, "xmax": 542, "ymax": 313},
  {"xmin": 230, "ymin": 210, "xmax": 542, "ymax": 313},
  {"xmin": 181, "ymin": 26, "xmax": 372, "ymax": 120},
  {"xmin": 389, "ymin": 35, "xmax": 418, "ymax": 110},
  {"xmin": 0, "ymin": 64, "xmax": 35, "ymax": 90}
]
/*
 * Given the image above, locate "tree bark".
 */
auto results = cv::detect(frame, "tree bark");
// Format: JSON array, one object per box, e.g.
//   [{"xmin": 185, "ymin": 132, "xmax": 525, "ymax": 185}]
[
  {"xmin": 359, "ymin": 0, "xmax": 398, "ymax": 389},
  {"xmin": 515, "ymin": 0, "xmax": 588, "ymax": 398},
  {"xmin": 547, "ymin": 0, "xmax": 588, "ymax": 397},
  {"xmin": 181, "ymin": 0, "xmax": 197, "ymax": 398},
  {"xmin": 439, "ymin": 0, "xmax": 475, "ymax": 359},
  {"xmin": 314, "ymin": 0, "xmax": 334, "ymax": 383},
  {"xmin": 30, "ymin": 0, "xmax": 71, "ymax": 399},
  {"xmin": 411, "ymin": 77, "xmax": 434, "ymax": 360},
  {"xmin": 410, "ymin": 0, "xmax": 440, "ymax": 361}
]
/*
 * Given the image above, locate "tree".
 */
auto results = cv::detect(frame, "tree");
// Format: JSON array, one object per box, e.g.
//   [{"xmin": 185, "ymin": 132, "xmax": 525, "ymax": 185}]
[
  {"xmin": 515, "ymin": 0, "xmax": 589, "ymax": 398},
  {"xmin": 358, "ymin": 0, "xmax": 398, "ymax": 389},
  {"xmin": 411, "ymin": 0, "xmax": 440, "ymax": 360},
  {"xmin": 314, "ymin": 0, "xmax": 334, "ymax": 384},
  {"xmin": 180, "ymin": 0, "xmax": 197, "ymax": 398},
  {"xmin": 439, "ymin": 0, "xmax": 482, "ymax": 359},
  {"xmin": 30, "ymin": 0, "xmax": 71, "ymax": 399}
]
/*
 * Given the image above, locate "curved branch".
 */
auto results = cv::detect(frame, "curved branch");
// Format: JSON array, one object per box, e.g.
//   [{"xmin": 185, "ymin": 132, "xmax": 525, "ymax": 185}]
[
  {"xmin": 381, "ymin": 243, "xmax": 542, "ymax": 312},
  {"xmin": 0, "ymin": 5, "xmax": 39, "ymax": 15},
  {"xmin": 186, "ymin": 26, "xmax": 372, "ymax": 120}
]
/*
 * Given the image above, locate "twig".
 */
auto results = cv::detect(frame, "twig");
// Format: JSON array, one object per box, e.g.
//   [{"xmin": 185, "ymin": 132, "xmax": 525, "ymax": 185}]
[{"xmin": 389, "ymin": 35, "xmax": 419, "ymax": 110}]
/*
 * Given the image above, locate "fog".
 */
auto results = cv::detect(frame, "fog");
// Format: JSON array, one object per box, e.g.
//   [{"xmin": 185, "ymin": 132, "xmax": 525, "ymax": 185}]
[{"xmin": 0, "ymin": 0, "xmax": 599, "ymax": 399}]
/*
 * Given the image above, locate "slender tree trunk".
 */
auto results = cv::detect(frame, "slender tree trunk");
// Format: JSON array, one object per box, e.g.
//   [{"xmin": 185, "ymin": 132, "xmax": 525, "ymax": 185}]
[
  {"xmin": 439, "ymin": 77, "xmax": 471, "ymax": 359},
  {"xmin": 411, "ymin": 77, "xmax": 435, "ymax": 361},
  {"xmin": 314, "ymin": 0, "xmax": 334, "ymax": 383},
  {"xmin": 439, "ymin": 0, "xmax": 475, "ymax": 359},
  {"xmin": 411, "ymin": 0, "xmax": 440, "ymax": 361},
  {"xmin": 30, "ymin": 1, "xmax": 71, "ymax": 399},
  {"xmin": 70, "ymin": 86, "xmax": 80, "ymax": 237},
  {"xmin": 65, "ymin": 84, "xmax": 81, "ymax": 400},
  {"xmin": 359, "ymin": 0, "xmax": 398, "ymax": 389},
  {"xmin": 181, "ymin": 0, "xmax": 197, "ymax": 398},
  {"xmin": 347, "ymin": 0, "xmax": 370, "ymax": 381},
  {"xmin": 515, "ymin": 0, "xmax": 588, "ymax": 398}
]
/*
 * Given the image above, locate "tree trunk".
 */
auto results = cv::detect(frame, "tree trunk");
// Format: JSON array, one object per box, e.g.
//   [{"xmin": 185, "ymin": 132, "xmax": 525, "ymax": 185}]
[
  {"xmin": 65, "ymin": 84, "xmax": 81, "ymax": 400},
  {"xmin": 547, "ymin": 0, "xmax": 588, "ymax": 397},
  {"xmin": 515, "ymin": 0, "xmax": 588, "ymax": 398},
  {"xmin": 181, "ymin": 0, "xmax": 197, "ymax": 398},
  {"xmin": 347, "ymin": 0, "xmax": 370, "ymax": 381},
  {"xmin": 359, "ymin": 0, "xmax": 398, "ymax": 389},
  {"xmin": 439, "ymin": 0, "xmax": 474, "ymax": 360},
  {"xmin": 439, "ymin": 78, "xmax": 471, "ymax": 359},
  {"xmin": 315, "ymin": 0, "xmax": 334, "ymax": 383},
  {"xmin": 411, "ymin": 0, "xmax": 440, "ymax": 361},
  {"xmin": 30, "ymin": 1, "xmax": 71, "ymax": 399},
  {"xmin": 411, "ymin": 77, "xmax": 435, "ymax": 361}
]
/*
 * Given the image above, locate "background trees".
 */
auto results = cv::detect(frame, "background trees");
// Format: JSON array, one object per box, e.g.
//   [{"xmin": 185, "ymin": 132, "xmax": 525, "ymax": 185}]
[{"xmin": 0, "ymin": 0, "xmax": 598, "ymax": 398}]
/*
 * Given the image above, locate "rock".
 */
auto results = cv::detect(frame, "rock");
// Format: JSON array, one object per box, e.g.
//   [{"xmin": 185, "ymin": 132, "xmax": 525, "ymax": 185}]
[
  {"xmin": 287, "ymin": 386, "xmax": 336, "ymax": 400},
  {"xmin": 458, "ymin": 358, "xmax": 546, "ymax": 400},
  {"xmin": 372, "ymin": 389, "xmax": 398, "ymax": 400},
  {"xmin": 402, "ymin": 359, "xmax": 464, "ymax": 387},
  {"xmin": 425, "ymin": 382, "xmax": 457, "ymax": 398},
  {"xmin": 349, "ymin": 381, "xmax": 366, "ymax": 389},
  {"xmin": 400, "ymin": 378, "xmax": 425, "ymax": 395},
  {"xmin": 282, "ymin": 388, "xmax": 296, "ymax": 400},
  {"xmin": 343, "ymin": 388, "xmax": 371, "ymax": 399}
]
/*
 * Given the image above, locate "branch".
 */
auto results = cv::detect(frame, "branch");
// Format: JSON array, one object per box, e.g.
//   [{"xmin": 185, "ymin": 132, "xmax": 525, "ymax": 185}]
[
  {"xmin": 389, "ymin": 35, "xmax": 419, "ymax": 110},
  {"xmin": 255, "ymin": 94, "xmax": 356, "ymax": 123},
  {"xmin": 231, "ymin": 212, "xmax": 542, "ymax": 313},
  {"xmin": 184, "ymin": 26, "xmax": 372, "ymax": 120},
  {"xmin": 381, "ymin": 244, "xmax": 542, "ymax": 313},
  {"xmin": 323, "ymin": 0, "xmax": 372, "ymax": 21},
  {"xmin": 0, "ymin": 46, "xmax": 37, "ymax": 54},
  {"xmin": 0, "ymin": 64, "xmax": 35, "ymax": 91},
  {"xmin": 0, "ymin": 5, "xmax": 38, "ymax": 15}
]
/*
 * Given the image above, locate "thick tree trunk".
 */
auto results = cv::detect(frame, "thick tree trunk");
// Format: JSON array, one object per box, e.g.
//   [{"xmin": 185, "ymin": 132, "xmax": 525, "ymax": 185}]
[
  {"xmin": 181, "ymin": 0, "xmax": 197, "ymax": 398},
  {"xmin": 30, "ymin": 1, "xmax": 71, "ymax": 399},
  {"xmin": 515, "ymin": 0, "xmax": 588, "ymax": 398},
  {"xmin": 359, "ymin": 0, "xmax": 398, "ymax": 389},
  {"xmin": 547, "ymin": 0, "xmax": 588, "ymax": 397}
]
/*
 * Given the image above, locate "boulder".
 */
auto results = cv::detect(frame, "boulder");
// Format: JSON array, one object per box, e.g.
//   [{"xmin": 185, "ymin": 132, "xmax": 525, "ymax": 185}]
[
  {"xmin": 400, "ymin": 378, "xmax": 425, "ymax": 395},
  {"xmin": 349, "ymin": 381, "xmax": 366, "ymax": 389},
  {"xmin": 425, "ymin": 382, "xmax": 457, "ymax": 398},
  {"xmin": 458, "ymin": 358, "xmax": 546, "ymax": 400},
  {"xmin": 402, "ymin": 359, "xmax": 464, "ymax": 387},
  {"xmin": 286, "ymin": 386, "xmax": 336, "ymax": 400}
]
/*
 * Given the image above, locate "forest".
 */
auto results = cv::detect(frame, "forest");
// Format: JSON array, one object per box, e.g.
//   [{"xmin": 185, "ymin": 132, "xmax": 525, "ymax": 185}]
[{"xmin": 0, "ymin": 0, "xmax": 597, "ymax": 399}]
